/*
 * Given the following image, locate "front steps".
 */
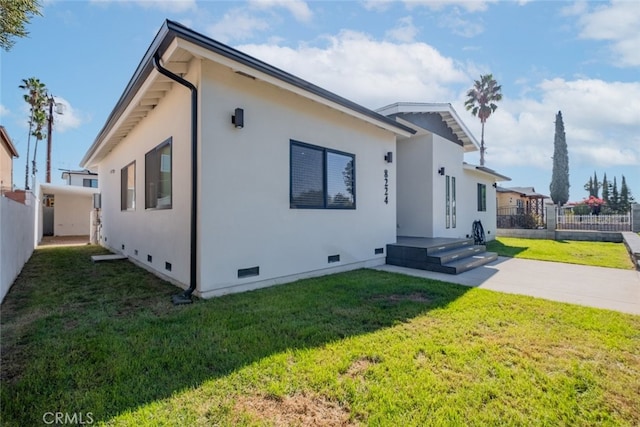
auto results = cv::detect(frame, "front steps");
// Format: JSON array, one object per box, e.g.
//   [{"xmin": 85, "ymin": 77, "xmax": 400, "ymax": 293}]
[{"xmin": 386, "ymin": 237, "xmax": 498, "ymax": 275}]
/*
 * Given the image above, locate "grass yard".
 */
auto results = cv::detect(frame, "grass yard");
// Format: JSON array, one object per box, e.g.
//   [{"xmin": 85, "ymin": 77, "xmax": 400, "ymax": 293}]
[
  {"xmin": 487, "ymin": 237, "xmax": 634, "ymax": 269},
  {"xmin": 1, "ymin": 246, "xmax": 639, "ymax": 426}
]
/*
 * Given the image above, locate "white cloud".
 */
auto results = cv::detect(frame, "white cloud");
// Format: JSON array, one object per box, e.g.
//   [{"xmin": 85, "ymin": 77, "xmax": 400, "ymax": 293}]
[
  {"xmin": 404, "ymin": 0, "xmax": 496, "ymax": 13},
  {"xmin": 362, "ymin": 0, "xmax": 395, "ymax": 12},
  {"xmin": 458, "ymin": 78, "xmax": 640, "ymax": 169},
  {"xmin": 385, "ymin": 16, "xmax": 419, "ymax": 42},
  {"xmin": 0, "ymin": 104, "xmax": 9, "ymax": 117},
  {"xmin": 237, "ymin": 30, "xmax": 468, "ymax": 108},
  {"xmin": 576, "ymin": 0, "xmax": 640, "ymax": 67},
  {"xmin": 52, "ymin": 97, "xmax": 83, "ymax": 133},
  {"xmin": 207, "ymin": 8, "xmax": 270, "ymax": 43},
  {"xmin": 249, "ymin": 0, "xmax": 313, "ymax": 22},
  {"xmin": 439, "ymin": 9, "xmax": 484, "ymax": 37},
  {"xmin": 90, "ymin": 0, "xmax": 196, "ymax": 13}
]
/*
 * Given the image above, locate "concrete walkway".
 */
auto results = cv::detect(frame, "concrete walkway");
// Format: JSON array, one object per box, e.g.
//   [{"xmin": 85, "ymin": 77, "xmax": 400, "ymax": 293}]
[{"xmin": 376, "ymin": 257, "xmax": 640, "ymax": 315}]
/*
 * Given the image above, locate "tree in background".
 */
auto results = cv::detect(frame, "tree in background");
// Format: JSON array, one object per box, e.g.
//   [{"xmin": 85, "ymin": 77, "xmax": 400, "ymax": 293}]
[
  {"xmin": 610, "ymin": 176, "xmax": 619, "ymax": 213},
  {"xmin": 601, "ymin": 173, "xmax": 609, "ymax": 207},
  {"xmin": 619, "ymin": 175, "xmax": 634, "ymax": 213},
  {"xmin": 464, "ymin": 74, "xmax": 502, "ymax": 166},
  {"xmin": 19, "ymin": 77, "xmax": 47, "ymax": 189},
  {"xmin": 549, "ymin": 111, "xmax": 569, "ymax": 206},
  {"xmin": 0, "ymin": 0, "xmax": 41, "ymax": 51}
]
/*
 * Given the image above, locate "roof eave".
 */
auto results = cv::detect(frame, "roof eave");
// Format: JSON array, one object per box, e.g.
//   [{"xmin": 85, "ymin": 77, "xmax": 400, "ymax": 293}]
[{"xmin": 81, "ymin": 20, "xmax": 415, "ymax": 168}]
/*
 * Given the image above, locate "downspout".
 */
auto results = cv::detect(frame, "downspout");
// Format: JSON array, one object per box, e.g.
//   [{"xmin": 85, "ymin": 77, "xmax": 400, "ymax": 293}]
[{"xmin": 152, "ymin": 52, "xmax": 198, "ymax": 305}]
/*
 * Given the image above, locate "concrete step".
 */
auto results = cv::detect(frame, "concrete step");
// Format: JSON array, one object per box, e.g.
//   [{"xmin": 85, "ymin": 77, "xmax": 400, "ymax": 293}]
[
  {"xmin": 427, "ymin": 245, "xmax": 486, "ymax": 265},
  {"xmin": 441, "ymin": 251, "xmax": 498, "ymax": 274}
]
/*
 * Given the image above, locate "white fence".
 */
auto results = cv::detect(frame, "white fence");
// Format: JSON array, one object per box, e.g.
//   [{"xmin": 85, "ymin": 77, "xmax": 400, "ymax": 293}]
[
  {"xmin": 0, "ymin": 195, "xmax": 35, "ymax": 303},
  {"xmin": 557, "ymin": 213, "xmax": 631, "ymax": 231}
]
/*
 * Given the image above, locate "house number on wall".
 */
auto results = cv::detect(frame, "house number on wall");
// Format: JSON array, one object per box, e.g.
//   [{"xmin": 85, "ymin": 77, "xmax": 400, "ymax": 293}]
[{"xmin": 384, "ymin": 169, "xmax": 389, "ymax": 204}]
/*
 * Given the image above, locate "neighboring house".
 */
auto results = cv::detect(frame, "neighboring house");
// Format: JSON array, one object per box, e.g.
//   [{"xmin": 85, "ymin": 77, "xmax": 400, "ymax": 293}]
[
  {"xmin": 80, "ymin": 20, "xmax": 509, "ymax": 299},
  {"xmin": 61, "ymin": 169, "xmax": 99, "ymax": 188},
  {"xmin": 0, "ymin": 126, "xmax": 19, "ymax": 194},
  {"xmin": 496, "ymin": 186, "xmax": 550, "ymax": 228}
]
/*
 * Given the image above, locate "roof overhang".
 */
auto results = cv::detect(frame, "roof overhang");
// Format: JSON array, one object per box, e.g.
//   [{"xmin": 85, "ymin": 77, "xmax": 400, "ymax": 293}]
[
  {"xmin": 40, "ymin": 183, "xmax": 99, "ymax": 196},
  {"xmin": 376, "ymin": 102, "xmax": 479, "ymax": 152},
  {"xmin": 81, "ymin": 20, "xmax": 415, "ymax": 168},
  {"xmin": 0, "ymin": 126, "xmax": 19, "ymax": 158},
  {"xmin": 463, "ymin": 162, "xmax": 511, "ymax": 182}
]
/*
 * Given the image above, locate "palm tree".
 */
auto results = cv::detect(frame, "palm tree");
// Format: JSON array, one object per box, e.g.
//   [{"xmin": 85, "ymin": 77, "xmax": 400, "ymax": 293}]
[
  {"xmin": 19, "ymin": 77, "xmax": 47, "ymax": 189},
  {"xmin": 464, "ymin": 74, "xmax": 502, "ymax": 166}
]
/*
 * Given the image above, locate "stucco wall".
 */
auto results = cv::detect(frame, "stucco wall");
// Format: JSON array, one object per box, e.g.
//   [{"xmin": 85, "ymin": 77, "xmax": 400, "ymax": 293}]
[
  {"xmin": 96, "ymin": 63, "xmax": 196, "ymax": 287},
  {"xmin": 0, "ymin": 141, "xmax": 14, "ymax": 192},
  {"xmin": 53, "ymin": 192, "xmax": 94, "ymax": 236},
  {"xmin": 396, "ymin": 133, "xmax": 433, "ymax": 237},
  {"xmin": 1, "ymin": 194, "xmax": 35, "ymax": 302},
  {"xmin": 198, "ymin": 60, "xmax": 397, "ymax": 297},
  {"xmin": 459, "ymin": 168, "xmax": 498, "ymax": 241},
  {"xmin": 430, "ymin": 134, "xmax": 465, "ymax": 239}
]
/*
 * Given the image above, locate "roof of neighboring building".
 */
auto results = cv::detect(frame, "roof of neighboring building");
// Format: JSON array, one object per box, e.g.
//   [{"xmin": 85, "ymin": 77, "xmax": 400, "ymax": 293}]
[
  {"xmin": 0, "ymin": 126, "xmax": 19, "ymax": 158},
  {"xmin": 60, "ymin": 169, "xmax": 98, "ymax": 178},
  {"xmin": 81, "ymin": 20, "xmax": 415, "ymax": 168},
  {"xmin": 497, "ymin": 186, "xmax": 548, "ymax": 198},
  {"xmin": 376, "ymin": 102, "xmax": 479, "ymax": 152}
]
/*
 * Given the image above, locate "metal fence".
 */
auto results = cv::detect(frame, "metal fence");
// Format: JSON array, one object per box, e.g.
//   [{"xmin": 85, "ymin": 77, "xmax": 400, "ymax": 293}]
[
  {"xmin": 497, "ymin": 207, "xmax": 546, "ymax": 229},
  {"xmin": 556, "ymin": 213, "xmax": 631, "ymax": 231}
]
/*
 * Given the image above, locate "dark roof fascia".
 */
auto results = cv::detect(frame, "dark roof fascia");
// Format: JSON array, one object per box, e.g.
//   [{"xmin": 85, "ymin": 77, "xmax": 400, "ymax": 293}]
[
  {"xmin": 82, "ymin": 20, "xmax": 414, "ymax": 167},
  {"xmin": 164, "ymin": 20, "xmax": 415, "ymax": 135}
]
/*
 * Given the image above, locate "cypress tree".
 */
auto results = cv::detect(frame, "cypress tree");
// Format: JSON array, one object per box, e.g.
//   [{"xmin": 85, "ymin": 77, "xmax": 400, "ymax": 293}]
[
  {"xmin": 550, "ymin": 111, "xmax": 569, "ymax": 206},
  {"xmin": 602, "ymin": 173, "xmax": 609, "ymax": 211},
  {"xmin": 611, "ymin": 176, "xmax": 619, "ymax": 213},
  {"xmin": 593, "ymin": 171, "xmax": 599, "ymax": 198},
  {"xmin": 620, "ymin": 175, "xmax": 630, "ymax": 213}
]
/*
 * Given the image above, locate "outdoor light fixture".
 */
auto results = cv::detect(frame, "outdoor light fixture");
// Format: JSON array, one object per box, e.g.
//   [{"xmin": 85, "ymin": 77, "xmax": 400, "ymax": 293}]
[
  {"xmin": 232, "ymin": 108, "xmax": 244, "ymax": 128},
  {"xmin": 493, "ymin": 182, "xmax": 498, "ymax": 188},
  {"xmin": 384, "ymin": 152, "xmax": 393, "ymax": 163},
  {"xmin": 438, "ymin": 167, "xmax": 445, "ymax": 176}
]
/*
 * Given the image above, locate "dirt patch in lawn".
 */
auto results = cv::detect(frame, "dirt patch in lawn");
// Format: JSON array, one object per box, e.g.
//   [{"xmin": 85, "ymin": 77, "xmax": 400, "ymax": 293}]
[
  {"xmin": 235, "ymin": 392, "xmax": 356, "ymax": 426},
  {"xmin": 345, "ymin": 355, "xmax": 381, "ymax": 379}
]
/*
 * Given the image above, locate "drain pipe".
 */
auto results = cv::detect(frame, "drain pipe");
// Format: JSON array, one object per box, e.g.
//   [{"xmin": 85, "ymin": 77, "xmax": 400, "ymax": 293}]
[{"xmin": 153, "ymin": 52, "xmax": 198, "ymax": 305}]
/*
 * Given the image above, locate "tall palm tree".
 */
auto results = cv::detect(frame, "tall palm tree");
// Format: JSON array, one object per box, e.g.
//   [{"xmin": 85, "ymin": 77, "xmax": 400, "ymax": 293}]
[
  {"xmin": 19, "ymin": 77, "xmax": 47, "ymax": 189},
  {"xmin": 464, "ymin": 74, "xmax": 502, "ymax": 166}
]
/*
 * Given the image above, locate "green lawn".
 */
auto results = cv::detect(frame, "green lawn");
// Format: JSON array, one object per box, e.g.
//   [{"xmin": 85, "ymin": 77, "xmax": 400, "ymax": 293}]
[
  {"xmin": 487, "ymin": 237, "xmax": 634, "ymax": 269},
  {"xmin": 1, "ymin": 246, "xmax": 639, "ymax": 426}
]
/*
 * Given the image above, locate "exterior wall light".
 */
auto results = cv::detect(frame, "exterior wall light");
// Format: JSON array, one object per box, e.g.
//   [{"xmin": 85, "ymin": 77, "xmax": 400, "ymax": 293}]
[
  {"xmin": 438, "ymin": 167, "xmax": 445, "ymax": 176},
  {"xmin": 384, "ymin": 152, "xmax": 393, "ymax": 163},
  {"xmin": 232, "ymin": 108, "xmax": 244, "ymax": 128}
]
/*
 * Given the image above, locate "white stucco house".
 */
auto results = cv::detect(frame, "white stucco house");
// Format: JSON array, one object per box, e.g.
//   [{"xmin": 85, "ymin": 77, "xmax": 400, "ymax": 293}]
[
  {"xmin": 80, "ymin": 20, "xmax": 508, "ymax": 301},
  {"xmin": 61, "ymin": 169, "xmax": 99, "ymax": 188}
]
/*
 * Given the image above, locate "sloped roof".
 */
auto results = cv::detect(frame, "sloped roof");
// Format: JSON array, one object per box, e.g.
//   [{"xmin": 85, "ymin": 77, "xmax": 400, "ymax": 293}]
[
  {"xmin": 0, "ymin": 126, "xmax": 19, "ymax": 158},
  {"xmin": 81, "ymin": 20, "xmax": 415, "ymax": 168},
  {"xmin": 376, "ymin": 102, "xmax": 479, "ymax": 152},
  {"xmin": 463, "ymin": 163, "xmax": 511, "ymax": 181},
  {"xmin": 497, "ymin": 186, "xmax": 548, "ymax": 198}
]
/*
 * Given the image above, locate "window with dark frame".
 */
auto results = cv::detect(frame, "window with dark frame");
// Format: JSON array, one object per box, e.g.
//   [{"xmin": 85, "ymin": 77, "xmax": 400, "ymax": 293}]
[
  {"xmin": 445, "ymin": 175, "xmax": 450, "ymax": 229},
  {"xmin": 477, "ymin": 183, "xmax": 487, "ymax": 212},
  {"xmin": 83, "ymin": 178, "xmax": 98, "ymax": 188},
  {"xmin": 120, "ymin": 162, "xmax": 135, "ymax": 211},
  {"xmin": 145, "ymin": 138, "xmax": 172, "ymax": 209},
  {"xmin": 452, "ymin": 176, "xmax": 457, "ymax": 228},
  {"xmin": 290, "ymin": 140, "xmax": 355, "ymax": 209}
]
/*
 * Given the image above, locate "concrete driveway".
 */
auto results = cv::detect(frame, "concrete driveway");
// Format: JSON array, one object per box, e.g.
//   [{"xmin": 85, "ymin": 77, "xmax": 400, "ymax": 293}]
[{"xmin": 377, "ymin": 257, "xmax": 640, "ymax": 315}]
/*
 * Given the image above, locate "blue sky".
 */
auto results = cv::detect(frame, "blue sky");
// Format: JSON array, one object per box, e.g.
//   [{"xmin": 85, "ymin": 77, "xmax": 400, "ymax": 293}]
[{"xmin": 1, "ymin": 0, "xmax": 638, "ymax": 202}]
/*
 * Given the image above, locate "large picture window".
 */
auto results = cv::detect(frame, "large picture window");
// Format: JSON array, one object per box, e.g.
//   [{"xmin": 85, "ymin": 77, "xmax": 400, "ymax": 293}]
[
  {"xmin": 121, "ymin": 162, "xmax": 135, "ymax": 211},
  {"xmin": 290, "ymin": 141, "xmax": 355, "ymax": 209},
  {"xmin": 477, "ymin": 183, "xmax": 487, "ymax": 212},
  {"xmin": 146, "ymin": 138, "xmax": 172, "ymax": 209}
]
